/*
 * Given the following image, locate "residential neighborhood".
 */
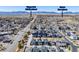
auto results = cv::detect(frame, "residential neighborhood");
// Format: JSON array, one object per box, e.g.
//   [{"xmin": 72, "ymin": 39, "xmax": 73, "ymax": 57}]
[{"xmin": 0, "ymin": 6, "xmax": 79, "ymax": 52}]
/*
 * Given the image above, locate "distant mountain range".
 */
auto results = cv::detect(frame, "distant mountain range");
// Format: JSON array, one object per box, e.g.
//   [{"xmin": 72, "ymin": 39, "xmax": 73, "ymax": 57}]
[{"xmin": 0, "ymin": 11, "xmax": 79, "ymax": 15}]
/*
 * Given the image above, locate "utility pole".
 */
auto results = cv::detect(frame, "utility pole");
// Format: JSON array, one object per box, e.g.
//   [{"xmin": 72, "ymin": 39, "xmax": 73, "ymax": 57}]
[{"xmin": 58, "ymin": 6, "xmax": 68, "ymax": 17}]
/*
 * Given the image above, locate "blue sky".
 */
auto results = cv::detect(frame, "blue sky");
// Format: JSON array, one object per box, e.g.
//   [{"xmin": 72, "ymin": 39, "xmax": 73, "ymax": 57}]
[{"xmin": 0, "ymin": 6, "xmax": 79, "ymax": 12}]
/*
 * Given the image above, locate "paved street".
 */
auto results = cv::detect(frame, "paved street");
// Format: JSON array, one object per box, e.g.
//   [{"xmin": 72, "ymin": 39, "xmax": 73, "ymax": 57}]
[
  {"xmin": 64, "ymin": 36, "xmax": 77, "ymax": 52},
  {"xmin": 60, "ymin": 31, "xmax": 77, "ymax": 52},
  {"xmin": 26, "ymin": 34, "xmax": 33, "ymax": 47},
  {"xmin": 4, "ymin": 16, "xmax": 37, "ymax": 52}
]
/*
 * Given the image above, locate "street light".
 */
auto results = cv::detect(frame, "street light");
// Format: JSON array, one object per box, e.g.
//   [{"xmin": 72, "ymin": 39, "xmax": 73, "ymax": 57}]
[
  {"xmin": 58, "ymin": 6, "xmax": 68, "ymax": 17},
  {"xmin": 25, "ymin": 6, "xmax": 37, "ymax": 19}
]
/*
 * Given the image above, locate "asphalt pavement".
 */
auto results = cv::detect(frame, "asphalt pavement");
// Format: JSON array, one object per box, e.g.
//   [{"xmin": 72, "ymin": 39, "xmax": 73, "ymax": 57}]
[
  {"xmin": 60, "ymin": 31, "xmax": 77, "ymax": 52},
  {"xmin": 4, "ymin": 16, "xmax": 37, "ymax": 52}
]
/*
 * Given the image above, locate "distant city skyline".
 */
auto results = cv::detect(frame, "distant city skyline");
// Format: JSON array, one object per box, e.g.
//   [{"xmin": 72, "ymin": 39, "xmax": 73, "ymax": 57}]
[{"xmin": 0, "ymin": 6, "xmax": 79, "ymax": 12}]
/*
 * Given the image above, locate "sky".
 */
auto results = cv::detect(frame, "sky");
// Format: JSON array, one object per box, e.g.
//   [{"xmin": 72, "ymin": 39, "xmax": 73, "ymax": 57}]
[{"xmin": 0, "ymin": 6, "xmax": 79, "ymax": 12}]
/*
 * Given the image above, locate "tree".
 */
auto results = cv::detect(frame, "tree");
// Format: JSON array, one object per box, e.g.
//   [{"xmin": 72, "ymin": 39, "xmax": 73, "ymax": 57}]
[
  {"xmin": 23, "ymin": 33, "xmax": 28, "ymax": 40},
  {"xmin": 27, "ymin": 31, "xmax": 31, "ymax": 35},
  {"xmin": 58, "ymin": 6, "xmax": 68, "ymax": 17},
  {"xmin": 18, "ymin": 41, "xmax": 24, "ymax": 49}
]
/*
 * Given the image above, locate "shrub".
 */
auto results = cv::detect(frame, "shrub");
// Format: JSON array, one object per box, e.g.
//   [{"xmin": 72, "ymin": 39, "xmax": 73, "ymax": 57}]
[
  {"xmin": 18, "ymin": 41, "xmax": 24, "ymax": 49},
  {"xmin": 23, "ymin": 33, "xmax": 28, "ymax": 39}
]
